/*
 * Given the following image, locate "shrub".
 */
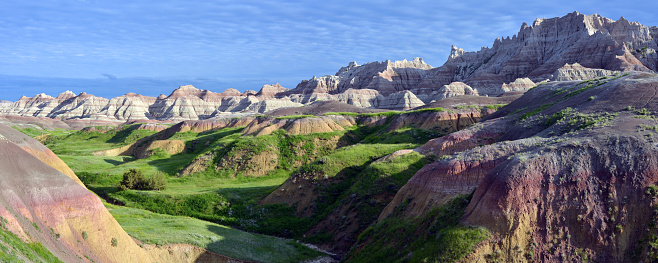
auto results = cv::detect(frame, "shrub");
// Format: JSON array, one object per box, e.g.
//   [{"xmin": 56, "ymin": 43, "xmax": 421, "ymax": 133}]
[
  {"xmin": 647, "ymin": 185, "xmax": 658, "ymax": 198},
  {"xmin": 119, "ymin": 169, "xmax": 144, "ymax": 190},
  {"xmin": 146, "ymin": 172, "xmax": 167, "ymax": 191},
  {"xmin": 119, "ymin": 169, "xmax": 167, "ymax": 191},
  {"xmin": 111, "ymin": 237, "xmax": 118, "ymax": 247},
  {"xmin": 82, "ymin": 231, "xmax": 89, "ymax": 240}
]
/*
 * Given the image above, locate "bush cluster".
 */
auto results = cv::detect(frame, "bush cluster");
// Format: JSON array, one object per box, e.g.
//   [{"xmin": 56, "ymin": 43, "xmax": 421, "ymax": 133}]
[{"xmin": 119, "ymin": 169, "xmax": 167, "ymax": 191}]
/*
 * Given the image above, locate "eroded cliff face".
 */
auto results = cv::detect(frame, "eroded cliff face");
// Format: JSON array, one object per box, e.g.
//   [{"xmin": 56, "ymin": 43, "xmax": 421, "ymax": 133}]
[
  {"xmin": 428, "ymin": 12, "xmax": 657, "ymax": 94},
  {"xmin": 285, "ymin": 58, "xmax": 433, "ymax": 96},
  {"xmin": 463, "ymin": 135, "xmax": 658, "ymax": 262}
]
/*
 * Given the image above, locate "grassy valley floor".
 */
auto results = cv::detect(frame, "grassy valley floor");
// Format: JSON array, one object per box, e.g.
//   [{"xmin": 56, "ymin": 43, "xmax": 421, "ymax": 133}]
[{"xmin": 106, "ymin": 203, "xmax": 323, "ymax": 263}]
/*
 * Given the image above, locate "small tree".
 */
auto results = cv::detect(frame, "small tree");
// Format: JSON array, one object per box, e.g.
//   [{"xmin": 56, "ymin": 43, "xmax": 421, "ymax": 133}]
[
  {"xmin": 119, "ymin": 169, "xmax": 167, "ymax": 191},
  {"xmin": 119, "ymin": 169, "xmax": 145, "ymax": 190}
]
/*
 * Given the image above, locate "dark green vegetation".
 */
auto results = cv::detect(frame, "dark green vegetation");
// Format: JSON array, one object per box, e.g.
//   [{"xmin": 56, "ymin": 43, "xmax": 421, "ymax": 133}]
[
  {"xmin": 346, "ymin": 194, "xmax": 490, "ymax": 263},
  {"xmin": 0, "ymin": 218, "xmax": 64, "ymax": 263},
  {"xmin": 119, "ymin": 169, "xmax": 167, "ymax": 191}
]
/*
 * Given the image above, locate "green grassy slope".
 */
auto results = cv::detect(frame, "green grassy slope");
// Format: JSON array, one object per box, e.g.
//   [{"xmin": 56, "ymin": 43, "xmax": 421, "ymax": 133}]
[
  {"xmin": 107, "ymin": 204, "xmax": 323, "ymax": 263},
  {"xmin": 0, "ymin": 224, "xmax": 63, "ymax": 263},
  {"xmin": 346, "ymin": 194, "xmax": 490, "ymax": 263}
]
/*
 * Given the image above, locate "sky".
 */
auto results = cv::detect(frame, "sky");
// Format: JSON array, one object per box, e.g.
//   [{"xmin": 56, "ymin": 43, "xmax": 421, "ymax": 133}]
[{"xmin": 1, "ymin": 0, "xmax": 657, "ymax": 101}]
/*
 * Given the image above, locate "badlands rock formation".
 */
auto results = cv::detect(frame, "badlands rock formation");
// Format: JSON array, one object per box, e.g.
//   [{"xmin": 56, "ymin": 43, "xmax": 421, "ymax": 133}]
[
  {"xmin": 0, "ymin": 100, "xmax": 11, "ymax": 109},
  {"xmin": 551, "ymin": 62, "xmax": 621, "ymax": 81},
  {"xmin": 2, "ymin": 12, "xmax": 656, "ymax": 125}
]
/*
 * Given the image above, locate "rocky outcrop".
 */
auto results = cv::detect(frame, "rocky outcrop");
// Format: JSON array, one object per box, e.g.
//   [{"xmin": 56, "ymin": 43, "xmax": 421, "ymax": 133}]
[
  {"xmin": 333, "ymin": 89, "xmax": 381, "ymax": 108},
  {"xmin": 284, "ymin": 58, "xmax": 433, "ymax": 96},
  {"xmin": 179, "ymin": 152, "xmax": 216, "ymax": 177},
  {"xmin": 148, "ymin": 85, "xmax": 232, "ymax": 120},
  {"xmin": 501, "ymin": 77, "xmax": 536, "ymax": 92},
  {"xmin": 423, "ymin": 12, "xmax": 657, "ymax": 95},
  {"xmin": 245, "ymin": 99, "xmax": 303, "ymax": 113},
  {"xmin": 242, "ymin": 115, "xmax": 354, "ymax": 136},
  {"xmin": 435, "ymin": 82, "xmax": 479, "ymax": 100},
  {"xmin": 256, "ymin": 83, "xmax": 288, "ymax": 98},
  {"xmin": 100, "ymin": 93, "xmax": 157, "ymax": 120},
  {"xmin": 376, "ymin": 90, "xmax": 425, "ymax": 110},
  {"xmin": 175, "ymin": 117, "xmax": 255, "ymax": 133},
  {"xmin": 0, "ymin": 124, "xmax": 83, "ymax": 186},
  {"xmin": 47, "ymin": 92, "xmax": 110, "ymax": 120},
  {"xmin": 387, "ymin": 109, "xmax": 486, "ymax": 133},
  {"xmin": 0, "ymin": 100, "xmax": 11, "ymax": 109},
  {"xmin": 551, "ymin": 62, "xmax": 621, "ymax": 81}
]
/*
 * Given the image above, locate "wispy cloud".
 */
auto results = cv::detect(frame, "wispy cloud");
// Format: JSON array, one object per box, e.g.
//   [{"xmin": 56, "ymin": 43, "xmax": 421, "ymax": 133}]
[{"xmin": 1, "ymin": 0, "xmax": 657, "ymax": 100}]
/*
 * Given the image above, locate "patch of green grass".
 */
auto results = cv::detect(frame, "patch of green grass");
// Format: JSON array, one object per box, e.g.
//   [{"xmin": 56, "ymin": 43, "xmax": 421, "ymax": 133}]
[
  {"xmin": 323, "ymin": 111, "xmax": 400, "ymax": 118},
  {"xmin": 0, "ymin": 225, "xmax": 63, "ymax": 263},
  {"xmin": 338, "ymin": 152, "xmax": 430, "ymax": 230},
  {"xmin": 407, "ymin": 107, "xmax": 445, "ymax": 113},
  {"xmin": 276, "ymin": 130, "xmax": 342, "ymax": 170},
  {"xmin": 14, "ymin": 127, "xmax": 73, "ymax": 139},
  {"xmin": 350, "ymin": 152, "xmax": 429, "ymax": 197},
  {"xmin": 520, "ymin": 102, "xmax": 555, "ymax": 120},
  {"xmin": 346, "ymin": 194, "xmax": 490, "ymax": 263},
  {"xmin": 485, "ymin": 104, "xmax": 507, "ymax": 110},
  {"xmin": 107, "ymin": 205, "xmax": 324, "ymax": 263},
  {"xmin": 454, "ymin": 105, "xmax": 480, "ymax": 109},
  {"xmin": 361, "ymin": 127, "xmax": 438, "ymax": 146},
  {"xmin": 545, "ymin": 107, "xmax": 618, "ymax": 132},
  {"xmin": 300, "ymin": 143, "xmax": 414, "ymax": 179}
]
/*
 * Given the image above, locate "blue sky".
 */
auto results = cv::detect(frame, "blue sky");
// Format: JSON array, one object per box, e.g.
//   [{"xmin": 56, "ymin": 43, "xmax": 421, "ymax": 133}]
[{"xmin": 1, "ymin": 0, "xmax": 657, "ymax": 100}]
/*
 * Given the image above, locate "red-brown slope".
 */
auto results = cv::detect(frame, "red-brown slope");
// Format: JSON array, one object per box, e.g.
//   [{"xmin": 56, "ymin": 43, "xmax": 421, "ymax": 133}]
[
  {"xmin": 463, "ymin": 134, "xmax": 658, "ymax": 262},
  {"xmin": 381, "ymin": 72, "xmax": 658, "ymax": 261}
]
